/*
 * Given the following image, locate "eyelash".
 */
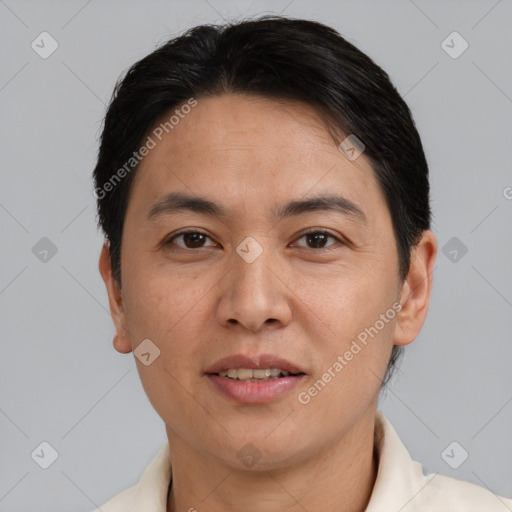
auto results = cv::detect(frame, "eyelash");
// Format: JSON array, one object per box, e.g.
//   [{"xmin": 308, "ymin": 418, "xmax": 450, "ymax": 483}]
[{"xmin": 163, "ymin": 228, "xmax": 345, "ymax": 251}]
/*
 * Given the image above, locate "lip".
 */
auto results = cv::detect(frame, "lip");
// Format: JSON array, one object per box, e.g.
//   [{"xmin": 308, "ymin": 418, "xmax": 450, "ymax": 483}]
[
  {"xmin": 205, "ymin": 353, "xmax": 307, "ymax": 404},
  {"xmin": 205, "ymin": 353, "xmax": 305, "ymax": 375},
  {"xmin": 207, "ymin": 374, "xmax": 307, "ymax": 404}
]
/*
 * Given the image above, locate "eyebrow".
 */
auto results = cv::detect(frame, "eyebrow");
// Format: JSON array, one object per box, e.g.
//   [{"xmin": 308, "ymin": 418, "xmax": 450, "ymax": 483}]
[{"xmin": 147, "ymin": 191, "xmax": 367, "ymax": 223}]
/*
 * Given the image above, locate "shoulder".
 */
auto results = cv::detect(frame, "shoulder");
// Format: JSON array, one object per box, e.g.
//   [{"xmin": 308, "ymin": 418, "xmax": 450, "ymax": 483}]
[
  {"xmin": 88, "ymin": 442, "xmax": 172, "ymax": 512},
  {"xmin": 367, "ymin": 412, "xmax": 512, "ymax": 512},
  {"xmin": 421, "ymin": 471, "xmax": 512, "ymax": 511}
]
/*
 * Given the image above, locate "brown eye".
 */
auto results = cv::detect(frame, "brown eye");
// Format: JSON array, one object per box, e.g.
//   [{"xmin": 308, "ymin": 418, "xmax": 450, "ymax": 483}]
[
  {"xmin": 165, "ymin": 230, "xmax": 216, "ymax": 249},
  {"xmin": 295, "ymin": 230, "xmax": 341, "ymax": 249}
]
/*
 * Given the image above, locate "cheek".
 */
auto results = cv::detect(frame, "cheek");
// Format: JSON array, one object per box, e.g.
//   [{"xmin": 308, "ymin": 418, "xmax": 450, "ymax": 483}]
[
  {"xmin": 300, "ymin": 262, "xmax": 396, "ymax": 334},
  {"xmin": 298, "ymin": 313, "xmax": 395, "ymax": 432},
  {"xmin": 122, "ymin": 260, "xmax": 210, "ymax": 339},
  {"xmin": 121, "ymin": 269, "xmax": 213, "ymax": 429},
  {"xmin": 301, "ymin": 264, "xmax": 398, "ymax": 392},
  {"xmin": 121, "ymin": 266, "xmax": 218, "ymax": 395}
]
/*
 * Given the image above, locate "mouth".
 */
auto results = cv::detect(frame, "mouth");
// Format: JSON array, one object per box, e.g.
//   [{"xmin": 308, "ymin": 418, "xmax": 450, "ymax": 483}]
[
  {"xmin": 205, "ymin": 354, "xmax": 307, "ymax": 404},
  {"xmin": 214, "ymin": 368, "xmax": 306, "ymax": 382}
]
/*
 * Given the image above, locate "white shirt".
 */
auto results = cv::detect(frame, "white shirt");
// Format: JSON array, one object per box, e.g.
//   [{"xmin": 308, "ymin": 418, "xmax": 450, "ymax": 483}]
[{"xmin": 92, "ymin": 412, "xmax": 512, "ymax": 511}]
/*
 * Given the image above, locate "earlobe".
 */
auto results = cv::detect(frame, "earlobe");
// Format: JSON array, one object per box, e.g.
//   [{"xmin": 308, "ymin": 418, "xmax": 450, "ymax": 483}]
[
  {"xmin": 113, "ymin": 333, "xmax": 132, "ymax": 354},
  {"xmin": 394, "ymin": 230, "xmax": 438, "ymax": 347},
  {"xmin": 98, "ymin": 243, "xmax": 133, "ymax": 354}
]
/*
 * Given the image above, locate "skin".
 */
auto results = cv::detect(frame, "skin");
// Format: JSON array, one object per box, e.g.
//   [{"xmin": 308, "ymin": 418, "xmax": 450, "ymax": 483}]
[{"xmin": 99, "ymin": 93, "xmax": 437, "ymax": 512}]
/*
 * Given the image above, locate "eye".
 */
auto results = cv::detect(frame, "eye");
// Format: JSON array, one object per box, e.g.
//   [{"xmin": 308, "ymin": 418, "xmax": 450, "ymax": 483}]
[
  {"xmin": 163, "ymin": 228, "xmax": 344, "ymax": 251},
  {"xmin": 293, "ymin": 229, "xmax": 343, "ymax": 250},
  {"xmin": 164, "ymin": 230, "xmax": 217, "ymax": 250}
]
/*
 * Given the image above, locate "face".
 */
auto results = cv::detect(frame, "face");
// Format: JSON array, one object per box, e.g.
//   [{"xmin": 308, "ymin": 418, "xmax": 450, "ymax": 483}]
[{"xmin": 101, "ymin": 93, "xmax": 434, "ymax": 470}]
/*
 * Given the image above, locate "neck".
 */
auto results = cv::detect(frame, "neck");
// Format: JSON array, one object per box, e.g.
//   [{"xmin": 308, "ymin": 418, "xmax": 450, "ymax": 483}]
[{"xmin": 166, "ymin": 407, "xmax": 378, "ymax": 512}]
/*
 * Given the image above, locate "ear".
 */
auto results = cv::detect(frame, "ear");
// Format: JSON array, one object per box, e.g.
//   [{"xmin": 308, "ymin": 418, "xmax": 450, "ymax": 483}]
[
  {"xmin": 394, "ymin": 230, "xmax": 438, "ymax": 346},
  {"xmin": 98, "ymin": 242, "xmax": 132, "ymax": 354}
]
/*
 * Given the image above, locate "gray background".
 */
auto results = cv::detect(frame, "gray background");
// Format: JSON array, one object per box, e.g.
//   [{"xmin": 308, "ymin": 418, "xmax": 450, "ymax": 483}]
[{"xmin": 1, "ymin": 0, "xmax": 511, "ymax": 510}]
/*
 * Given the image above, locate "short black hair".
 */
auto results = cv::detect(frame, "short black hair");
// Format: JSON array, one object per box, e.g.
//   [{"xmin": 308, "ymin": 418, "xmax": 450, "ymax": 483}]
[{"xmin": 93, "ymin": 15, "xmax": 431, "ymax": 386}]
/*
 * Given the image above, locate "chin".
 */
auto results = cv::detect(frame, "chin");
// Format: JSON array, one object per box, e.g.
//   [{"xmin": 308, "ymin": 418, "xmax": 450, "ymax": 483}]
[{"xmin": 213, "ymin": 430, "xmax": 313, "ymax": 472}]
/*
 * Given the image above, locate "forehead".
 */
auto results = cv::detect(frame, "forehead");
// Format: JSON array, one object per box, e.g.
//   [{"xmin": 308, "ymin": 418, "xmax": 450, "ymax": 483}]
[{"xmin": 128, "ymin": 94, "xmax": 386, "ymax": 223}]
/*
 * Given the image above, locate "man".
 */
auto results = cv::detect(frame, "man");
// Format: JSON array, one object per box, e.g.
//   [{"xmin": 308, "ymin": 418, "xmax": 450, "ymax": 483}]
[{"xmin": 92, "ymin": 15, "xmax": 512, "ymax": 511}]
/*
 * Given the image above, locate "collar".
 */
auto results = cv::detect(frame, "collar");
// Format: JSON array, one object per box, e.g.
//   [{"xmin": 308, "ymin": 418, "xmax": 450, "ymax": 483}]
[{"xmin": 365, "ymin": 411, "xmax": 436, "ymax": 511}]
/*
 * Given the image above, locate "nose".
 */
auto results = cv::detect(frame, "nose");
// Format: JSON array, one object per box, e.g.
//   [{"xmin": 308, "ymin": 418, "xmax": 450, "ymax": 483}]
[{"xmin": 215, "ymin": 242, "xmax": 293, "ymax": 333}]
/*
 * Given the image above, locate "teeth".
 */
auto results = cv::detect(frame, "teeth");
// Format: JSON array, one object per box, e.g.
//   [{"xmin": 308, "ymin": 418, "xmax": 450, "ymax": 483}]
[
  {"xmin": 217, "ymin": 368, "xmax": 292, "ymax": 381},
  {"xmin": 253, "ymin": 369, "xmax": 271, "ymax": 378},
  {"xmin": 237, "ymin": 368, "xmax": 253, "ymax": 380}
]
